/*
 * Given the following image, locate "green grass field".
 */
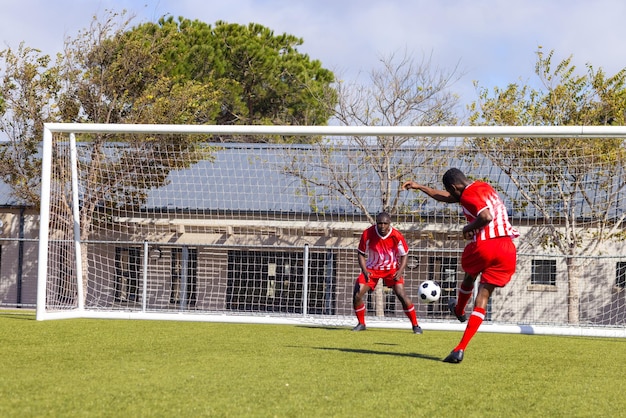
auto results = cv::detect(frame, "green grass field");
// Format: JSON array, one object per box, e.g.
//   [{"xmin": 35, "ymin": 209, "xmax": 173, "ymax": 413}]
[{"xmin": 1, "ymin": 311, "xmax": 624, "ymax": 417}]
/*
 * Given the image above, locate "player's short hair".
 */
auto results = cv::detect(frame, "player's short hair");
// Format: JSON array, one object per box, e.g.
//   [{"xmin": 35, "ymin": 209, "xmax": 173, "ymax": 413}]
[
  {"xmin": 442, "ymin": 168, "xmax": 467, "ymax": 188},
  {"xmin": 376, "ymin": 211, "xmax": 391, "ymax": 223}
]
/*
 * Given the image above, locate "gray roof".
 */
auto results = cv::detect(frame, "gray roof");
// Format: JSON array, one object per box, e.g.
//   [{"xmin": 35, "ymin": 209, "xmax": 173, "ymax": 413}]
[
  {"xmin": 1, "ymin": 142, "xmax": 623, "ymax": 221},
  {"xmin": 145, "ymin": 143, "xmax": 383, "ymax": 213},
  {"xmin": 144, "ymin": 142, "xmax": 626, "ymax": 220}
]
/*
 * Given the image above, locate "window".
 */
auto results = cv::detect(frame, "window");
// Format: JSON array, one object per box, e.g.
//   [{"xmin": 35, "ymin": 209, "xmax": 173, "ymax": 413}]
[
  {"xmin": 171, "ymin": 247, "xmax": 198, "ymax": 307},
  {"xmin": 531, "ymin": 259, "xmax": 556, "ymax": 286},
  {"xmin": 226, "ymin": 250, "xmax": 335, "ymax": 314},
  {"xmin": 616, "ymin": 262, "xmax": 626, "ymax": 289},
  {"xmin": 427, "ymin": 256, "xmax": 458, "ymax": 314},
  {"xmin": 115, "ymin": 247, "xmax": 142, "ymax": 302}
]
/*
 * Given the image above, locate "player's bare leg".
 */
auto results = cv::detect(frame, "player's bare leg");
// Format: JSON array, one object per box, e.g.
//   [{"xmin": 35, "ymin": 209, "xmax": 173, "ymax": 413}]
[
  {"xmin": 473, "ymin": 283, "xmax": 494, "ymax": 310},
  {"xmin": 352, "ymin": 282, "xmax": 371, "ymax": 331},
  {"xmin": 393, "ymin": 284, "xmax": 422, "ymax": 334}
]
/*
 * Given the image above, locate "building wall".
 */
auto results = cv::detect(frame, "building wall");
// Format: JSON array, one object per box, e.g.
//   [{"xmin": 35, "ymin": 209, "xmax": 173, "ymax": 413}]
[
  {"xmin": 3, "ymin": 211, "xmax": 625, "ymax": 328},
  {"xmin": 0, "ymin": 209, "xmax": 39, "ymax": 308}
]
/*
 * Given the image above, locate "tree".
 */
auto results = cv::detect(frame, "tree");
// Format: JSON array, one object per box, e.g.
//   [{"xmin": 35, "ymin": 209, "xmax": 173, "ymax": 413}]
[
  {"xmin": 123, "ymin": 17, "xmax": 336, "ymax": 134},
  {"xmin": 1, "ymin": 10, "xmax": 337, "ymax": 212},
  {"xmin": 0, "ymin": 10, "xmax": 336, "ymax": 302},
  {"xmin": 468, "ymin": 48, "xmax": 626, "ymax": 323},
  {"xmin": 0, "ymin": 8, "xmax": 339, "ymax": 218},
  {"xmin": 58, "ymin": 13, "xmax": 224, "ymax": 126},
  {"xmin": 0, "ymin": 44, "xmax": 59, "ymax": 204},
  {"xmin": 41, "ymin": 12, "xmax": 222, "ymax": 301},
  {"xmin": 282, "ymin": 51, "xmax": 462, "ymax": 221}
]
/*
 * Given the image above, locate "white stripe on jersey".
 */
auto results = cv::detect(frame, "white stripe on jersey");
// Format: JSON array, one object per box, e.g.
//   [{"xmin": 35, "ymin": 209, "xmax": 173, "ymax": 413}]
[{"xmin": 465, "ymin": 182, "xmax": 519, "ymax": 241}]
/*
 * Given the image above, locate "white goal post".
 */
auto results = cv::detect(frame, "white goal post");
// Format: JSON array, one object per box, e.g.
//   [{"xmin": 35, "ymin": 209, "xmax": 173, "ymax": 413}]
[{"xmin": 37, "ymin": 123, "xmax": 626, "ymax": 338}]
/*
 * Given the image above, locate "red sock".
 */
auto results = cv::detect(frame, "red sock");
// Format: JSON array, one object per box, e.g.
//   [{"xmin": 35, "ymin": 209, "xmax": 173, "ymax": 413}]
[
  {"xmin": 456, "ymin": 282, "xmax": 474, "ymax": 317},
  {"xmin": 355, "ymin": 303, "xmax": 366, "ymax": 325},
  {"xmin": 455, "ymin": 307, "xmax": 486, "ymax": 351},
  {"xmin": 403, "ymin": 304, "xmax": 418, "ymax": 327}
]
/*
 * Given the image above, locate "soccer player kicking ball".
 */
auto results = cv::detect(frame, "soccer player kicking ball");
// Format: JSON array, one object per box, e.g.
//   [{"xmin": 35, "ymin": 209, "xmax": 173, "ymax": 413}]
[
  {"xmin": 352, "ymin": 211, "xmax": 422, "ymax": 334},
  {"xmin": 403, "ymin": 168, "xmax": 519, "ymax": 363}
]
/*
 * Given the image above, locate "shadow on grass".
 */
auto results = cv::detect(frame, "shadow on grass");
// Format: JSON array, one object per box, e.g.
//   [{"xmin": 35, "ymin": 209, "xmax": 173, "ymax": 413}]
[
  {"xmin": 308, "ymin": 346, "xmax": 442, "ymax": 361},
  {"xmin": 296, "ymin": 326, "xmax": 420, "ymax": 334},
  {"xmin": 296, "ymin": 325, "xmax": 348, "ymax": 331}
]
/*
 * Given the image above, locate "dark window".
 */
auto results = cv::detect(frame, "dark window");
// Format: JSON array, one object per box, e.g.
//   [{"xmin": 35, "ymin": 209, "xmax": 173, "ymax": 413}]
[
  {"xmin": 226, "ymin": 250, "xmax": 336, "ymax": 315},
  {"xmin": 616, "ymin": 262, "xmax": 626, "ymax": 288},
  {"xmin": 427, "ymin": 256, "xmax": 458, "ymax": 314},
  {"xmin": 115, "ymin": 247, "xmax": 142, "ymax": 302},
  {"xmin": 171, "ymin": 247, "xmax": 198, "ymax": 307},
  {"xmin": 531, "ymin": 259, "xmax": 556, "ymax": 286}
]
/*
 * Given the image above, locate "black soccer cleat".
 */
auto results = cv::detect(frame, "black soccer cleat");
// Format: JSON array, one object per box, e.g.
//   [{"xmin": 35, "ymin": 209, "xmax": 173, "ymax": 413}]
[
  {"xmin": 412, "ymin": 325, "xmax": 423, "ymax": 334},
  {"xmin": 448, "ymin": 298, "xmax": 467, "ymax": 323},
  {"xmin": 443, "ymin": 349, "xmax": 464, "ymax": 363},
  {"xmin": 352, "ymin": 323, "xmax": 366, "ymax": 332}
]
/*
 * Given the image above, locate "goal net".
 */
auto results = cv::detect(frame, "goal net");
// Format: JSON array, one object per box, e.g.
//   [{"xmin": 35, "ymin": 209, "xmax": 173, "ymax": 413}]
[{"xmin": 37, "ymin": 123, "xmax": 626, "ymax": 337}]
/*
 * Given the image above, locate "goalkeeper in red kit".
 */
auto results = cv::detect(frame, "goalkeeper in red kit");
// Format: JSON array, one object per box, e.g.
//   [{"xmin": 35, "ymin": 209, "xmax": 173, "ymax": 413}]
[
  {"xmin": 352, "ymin": 211, "xmax": 422, "ymax": 334},
  {"xmin": 403, "ymin": 168, "xmax": 519, "ymax": 363}
]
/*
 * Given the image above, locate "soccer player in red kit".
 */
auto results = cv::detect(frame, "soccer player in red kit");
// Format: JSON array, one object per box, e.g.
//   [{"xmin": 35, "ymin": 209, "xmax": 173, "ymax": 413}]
[
  {"xmin": 352, "ymin": 212, "xmax": 422, "ymax": 334},
  {"xmin": 403, "ymin": 168, "xmax": 519, "ymax": 362}
]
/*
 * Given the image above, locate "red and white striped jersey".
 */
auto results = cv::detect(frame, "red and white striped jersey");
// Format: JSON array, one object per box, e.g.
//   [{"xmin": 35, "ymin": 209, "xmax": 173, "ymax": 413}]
[
  {"xmin": 460, "ymin": 181, "xmax": 520, "ymax": 242},
  {"xmin": 357, "ymin": 225, "xmax": 409, "ymax": 271}
]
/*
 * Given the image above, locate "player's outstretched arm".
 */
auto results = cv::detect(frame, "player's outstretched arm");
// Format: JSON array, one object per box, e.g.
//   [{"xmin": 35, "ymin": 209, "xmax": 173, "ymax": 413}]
[{"xmin": 402, "ymin": 181, "xmax": 457, "ymax": 203}]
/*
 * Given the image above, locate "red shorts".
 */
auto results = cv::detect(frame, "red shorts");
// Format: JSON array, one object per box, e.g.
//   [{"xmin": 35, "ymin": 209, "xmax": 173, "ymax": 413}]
[
  {"xmin": 357, "ymin": 269, "xmax": 404, "ymax": 289},
  {"xmin": 461, "ymin": 237, "xmax": 517, "ymax": 287}
]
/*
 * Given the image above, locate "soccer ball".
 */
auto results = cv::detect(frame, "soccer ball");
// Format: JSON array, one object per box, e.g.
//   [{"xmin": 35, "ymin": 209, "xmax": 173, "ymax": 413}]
[{"xmin": 418, "ymin": 280, "xmax": 441, "ymax": 303}]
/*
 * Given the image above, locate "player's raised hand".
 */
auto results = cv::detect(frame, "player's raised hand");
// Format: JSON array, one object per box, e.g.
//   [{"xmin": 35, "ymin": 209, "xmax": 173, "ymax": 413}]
[{"xmin": 402, "ymin": 180, "xmax": 419, "ymax": 190}]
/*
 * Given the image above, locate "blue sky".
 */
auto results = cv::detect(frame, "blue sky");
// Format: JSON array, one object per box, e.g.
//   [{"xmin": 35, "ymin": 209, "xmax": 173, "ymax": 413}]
[{"xmin": 3, "ymin": 0, "xmax": 626, "ymax": 111}]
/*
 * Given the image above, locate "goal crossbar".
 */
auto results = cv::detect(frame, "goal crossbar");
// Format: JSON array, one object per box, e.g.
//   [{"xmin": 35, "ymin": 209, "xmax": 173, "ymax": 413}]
[{"xmin": 42, "ymin": 123, "xmax": 626, "ymax": 138}]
